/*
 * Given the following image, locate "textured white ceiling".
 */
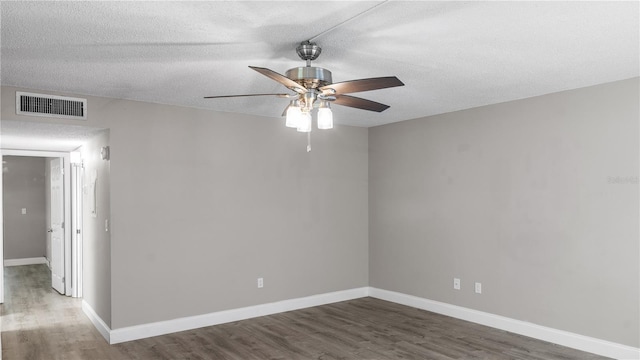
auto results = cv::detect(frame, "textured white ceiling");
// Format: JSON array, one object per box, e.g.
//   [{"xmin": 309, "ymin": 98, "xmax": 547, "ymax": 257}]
[{"xmin": 1, "ymin": 1, "xmax": 638, "ymax": 127}]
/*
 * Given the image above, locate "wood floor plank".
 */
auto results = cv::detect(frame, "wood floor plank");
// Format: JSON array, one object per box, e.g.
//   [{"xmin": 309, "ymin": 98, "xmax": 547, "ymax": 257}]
[{"xmin": 2, "ymin": 265, "xmax": 612, "ymax": 359}]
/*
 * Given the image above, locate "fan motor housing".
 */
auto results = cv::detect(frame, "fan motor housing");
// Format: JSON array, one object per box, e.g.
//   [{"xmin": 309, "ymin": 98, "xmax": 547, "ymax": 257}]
[{"xmin": 286, "ymin": 67, "xmax": 332, "ymax": 89}]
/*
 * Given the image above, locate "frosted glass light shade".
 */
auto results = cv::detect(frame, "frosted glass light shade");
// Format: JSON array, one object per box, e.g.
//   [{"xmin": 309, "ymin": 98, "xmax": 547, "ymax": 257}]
[
  {"xmin": 285, "ymin": 105, "xmax": 302, "ymax": 128},
  {"xmin": 297, "ymin": 111, "xmax": 312, "ymax": 132},
  {"xmin": 317, "ymin": 107, "xmax": 333, "ymax": 129}
]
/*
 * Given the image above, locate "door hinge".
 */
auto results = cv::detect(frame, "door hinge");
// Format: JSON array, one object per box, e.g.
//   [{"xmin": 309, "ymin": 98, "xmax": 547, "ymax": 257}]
[
  {"xmin": 62, "ymin": 221, "xmax": 65, "ymax": 229},
  {"xmin": 76, "ymin": 229, "xmax": 81, "ymax": 235},
  {"xmin": 62, "ymin": 277, "xmax": 65, "ymax": 284}
]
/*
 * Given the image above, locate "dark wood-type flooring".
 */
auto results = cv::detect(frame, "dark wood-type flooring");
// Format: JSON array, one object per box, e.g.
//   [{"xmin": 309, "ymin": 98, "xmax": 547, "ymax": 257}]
[{"xmin": 2, "ymin": 265, "xmax": 611, "ymax": 359}]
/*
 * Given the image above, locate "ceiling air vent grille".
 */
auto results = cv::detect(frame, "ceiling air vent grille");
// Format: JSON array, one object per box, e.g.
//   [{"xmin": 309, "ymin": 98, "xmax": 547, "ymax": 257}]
[{"xmin": 16, "ymin": 91, "xmax": 87, "ymax": 120}]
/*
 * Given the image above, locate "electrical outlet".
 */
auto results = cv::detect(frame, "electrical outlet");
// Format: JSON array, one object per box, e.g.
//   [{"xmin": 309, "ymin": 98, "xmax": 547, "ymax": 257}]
[
  {"xmin": 257, "ymin": 277, "xmax": 264, "ymax": 288},
  {"xmin": 475, "ymin": 282, "xmax": 482, "ymax": 294},
  {"xmin": 453, "ymin": 278, "xmax": 461, "ymax": 290},
  {"xmin": 21, "ymin": 208, "xmax": 27, "ymax": 215}
]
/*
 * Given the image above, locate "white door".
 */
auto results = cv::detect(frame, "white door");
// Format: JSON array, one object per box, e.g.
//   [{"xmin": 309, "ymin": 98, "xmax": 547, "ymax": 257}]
[{"xmin": 49, "ymin": 158, "xmax": 65, "ymax": 294}]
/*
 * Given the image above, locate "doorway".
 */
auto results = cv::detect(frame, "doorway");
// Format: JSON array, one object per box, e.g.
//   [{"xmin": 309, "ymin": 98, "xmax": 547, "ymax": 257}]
[{"xmin": 0, "ymin": 150, "xmax": 82, "ymax": 302}]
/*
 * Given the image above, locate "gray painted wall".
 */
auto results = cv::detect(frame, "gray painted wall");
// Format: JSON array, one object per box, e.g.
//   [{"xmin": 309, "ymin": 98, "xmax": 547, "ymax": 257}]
[
  {"xmin": 369, "ymin": 78, "xmax": 639, "ymax": 347},
  {"xmin": 2, "ymin": 156, "xmax": 47, "ymax": 260},
  {"xmin": 81, "ymin": 131, "xmax": 111, "ymax": 327},
  {"xmin": 2, "ymin": 79, "xmax": 636, "ymax": 348},
  {"xmin": 108, "ymin": 106, "xmax": 369, "ymax": 329},
  {"xmin": 0, "ymin": 87, "xmax": 369, "ymax": 330}
]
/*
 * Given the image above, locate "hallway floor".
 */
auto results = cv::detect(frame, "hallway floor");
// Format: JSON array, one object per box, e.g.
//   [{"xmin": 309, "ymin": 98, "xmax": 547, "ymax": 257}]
[{"xmin": 2, "ymin": 264, "xmax": 115, "ymax": 359}]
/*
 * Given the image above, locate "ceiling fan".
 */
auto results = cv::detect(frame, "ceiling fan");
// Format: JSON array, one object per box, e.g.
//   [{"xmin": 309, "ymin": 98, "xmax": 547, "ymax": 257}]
[{"xmin": 204, "ymin": 41, "xmax": 404, "ymax": 133}]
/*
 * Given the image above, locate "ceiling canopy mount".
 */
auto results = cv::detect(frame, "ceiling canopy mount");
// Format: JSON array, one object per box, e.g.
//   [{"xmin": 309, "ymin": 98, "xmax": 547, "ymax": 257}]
[{"xmin": 296, "ymin": 40, "xmax": 322, "ymax": 63}]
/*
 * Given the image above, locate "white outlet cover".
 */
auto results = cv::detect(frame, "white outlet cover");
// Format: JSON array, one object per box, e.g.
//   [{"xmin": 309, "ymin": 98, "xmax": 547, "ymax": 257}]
[
  {"xmin": 475, "ymin": 282, "xmax": 482, "ymax": 294},
  {"xmin": 453, "ymin": 278, "xmax": 461, "ymax": 290}
]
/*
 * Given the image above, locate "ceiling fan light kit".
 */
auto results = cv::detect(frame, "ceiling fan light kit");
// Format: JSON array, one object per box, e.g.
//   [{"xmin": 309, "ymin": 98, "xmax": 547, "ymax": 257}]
[
  {"xmin": 205, "ymin": 41, "xmax": 404, "ymax": 150},
  {"xmin": 317, "ymin": 101, "xmax": 333, "ymax": 130},
  {"xmin": 285, "ymin": 100, "xmax": 303, "ymax": 128}
]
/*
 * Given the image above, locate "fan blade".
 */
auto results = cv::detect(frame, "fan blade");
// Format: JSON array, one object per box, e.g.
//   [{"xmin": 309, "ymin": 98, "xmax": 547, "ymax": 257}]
[
  {"xmin": 204, "ymin": 93, "xmax": 292, "ymax": 99},
  {"xmin": 332, "ymin": 95, "xmax": 390, "ymax": 112},
  {"xmin": 320, "ymin": 76, "xmax": 404, "ymax": 95},
  {"xmin": 249, "ymin": 66, "xmax": 306, "ymax": 93}
]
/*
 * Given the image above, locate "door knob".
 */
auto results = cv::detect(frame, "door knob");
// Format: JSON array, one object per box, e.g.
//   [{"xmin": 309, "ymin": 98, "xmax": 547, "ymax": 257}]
[{"xmin": 47, "ymin": 228, "xmax": 53, "ymax": 233}]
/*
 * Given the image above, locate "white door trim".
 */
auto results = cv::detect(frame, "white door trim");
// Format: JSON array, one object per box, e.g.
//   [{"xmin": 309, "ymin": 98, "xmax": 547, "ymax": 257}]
[
  {"xmin": 0, "ymin": 161, "xmax": 3, "ymax": 304},
  {"xmin": 71, "ymin": 157, "xmax": 83, "ymax": 298},
  {"xmin": 0, "ymin": 149, "xmax": 74, "ymax": 301}
]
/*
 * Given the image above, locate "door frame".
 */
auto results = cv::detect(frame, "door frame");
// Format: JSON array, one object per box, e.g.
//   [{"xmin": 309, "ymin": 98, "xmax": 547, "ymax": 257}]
[
  {"xmin": 0, "ymin": 149, "xmax": 81, "ymax": 302},
  {"xmin": 71, "ymin": 153, "xmax": 83, "ymax": 298}
]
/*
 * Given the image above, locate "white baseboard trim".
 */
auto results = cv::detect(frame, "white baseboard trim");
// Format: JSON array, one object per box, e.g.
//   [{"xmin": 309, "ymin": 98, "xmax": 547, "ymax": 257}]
[
  {"xmin": 109, "ymin": 287, "xmax": 369, "ymax": 344},
  {"xmin": 82, "ymin": 300, "xmax": 111, "ymax": 343},
  {"xmin": 85, "ymin": 285, "xmax": 638, "ymax": 359},
  {"xmin": 4, "ymin": 257, "xmax": 47, "ymax": 267},
  {"xmin": 369, "ymin": 287, "xmax": 639, "ymax": 360}
]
